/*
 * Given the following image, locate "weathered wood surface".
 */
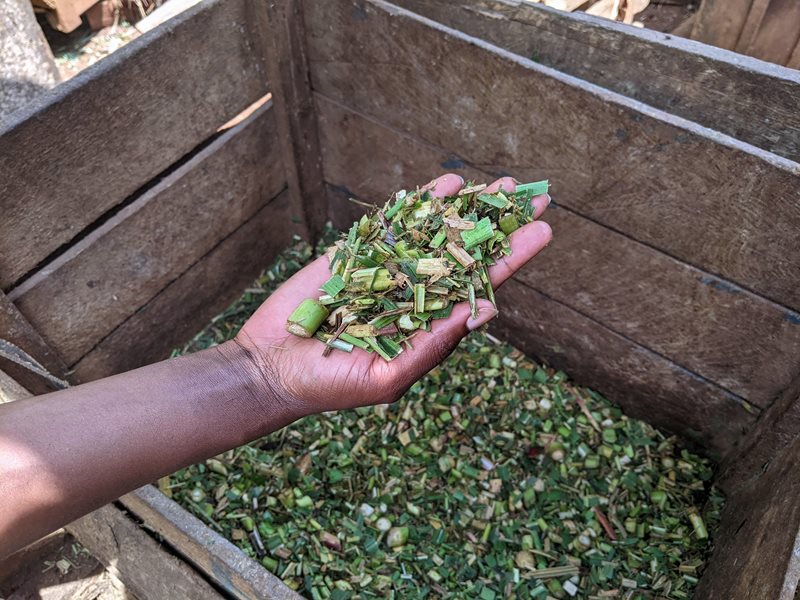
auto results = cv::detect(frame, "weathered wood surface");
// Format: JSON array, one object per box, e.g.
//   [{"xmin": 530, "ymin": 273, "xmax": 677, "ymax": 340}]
[
  {"xmin": 695, "ymin": 431, "xmax": 800, "ymax": 599},
  {"xmin": 66, "ymin": 504, "xmax": 225, "ymax": 600},
  {"xmin": 0, "ymin": 0, "xmax": 270, "ymax": 290},
  {"xmin": 743, "ymin": 0, "xmax": 800, "ymax": 66},
  {"xmin": 0, "ymin": 290, "xmax": 68, "ymax": 395},
  {"xmin": 71, "ymin": 190, "xmax": 302, "ymax": 383},
  {"xmin": 318, "ymin": 103, "xmax": 757, "ymax": 457},
  {"xmin": 121, "ymin": 486, "xmax": 301, "ymax": 600},
  {"xmin": 264, "ymin": 0, "xmax": 328, "ymax": 241},
  {"xmin": 716, "ymin": 374, "xmax": 800, "ymax": 492},
  {"xmin": 391, "ymin": 0, "xmax": 800, "ymax": 162},
  {"xmin": 734, "ymin": 0, "xmax": 770, "ymax": 54},
  {"xmin": 305, "ymin": 0, "xmax": 800, "ymax": 312},
  {"xmin": 9, "ymin": 104, "xmax": 285, "ymax": 368},
  {"xmin": 690, "ymin": 0, "xmax": 754, "ymax": 49},
  {"xmin": 317, "ymin": 94, "xmax": 798, "ymax": 410}
]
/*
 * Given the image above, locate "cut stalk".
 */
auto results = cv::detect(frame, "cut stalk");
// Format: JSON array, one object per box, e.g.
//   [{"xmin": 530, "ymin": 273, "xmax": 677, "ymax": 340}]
[
  {"xmin": 446, "ymin": 242, "xmax": 476, "ymax": 268},
  {"xmin": 286, "ymin": 299, "xmax": 329, "ymax": 338},
  {"xmin": 460, "ymin": 217, "xmax": 494, "ymax": 250},
  {"xmin": 498, "ymin": 214, "xmax": 520, "ymax": 235},
  {"xmin": 413, "ymin": 284, "xmax": 426, "ymax": 314}
]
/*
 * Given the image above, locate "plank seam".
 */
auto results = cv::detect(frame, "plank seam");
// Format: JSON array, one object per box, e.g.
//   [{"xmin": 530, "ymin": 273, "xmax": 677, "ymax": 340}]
[
  {"xmin": 7, "ymin": 101, "xmax": 274, "ymax": 301},
  {"xmin": 67, "ymin": 186, "xmax": 288, "ymax": 370},
  {"xmin": 314, "ymin": 91, "xmax": 800, "ymax": 318},
  {"xmin": 506, "ymin": 274, "xmax": 757, "ymax": 414}
]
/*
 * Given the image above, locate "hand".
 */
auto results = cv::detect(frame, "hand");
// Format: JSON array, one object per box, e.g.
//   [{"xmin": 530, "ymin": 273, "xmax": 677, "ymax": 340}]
[{"xmin": 235, "ymin": 174, "xmax": 552, "ymax": 416}]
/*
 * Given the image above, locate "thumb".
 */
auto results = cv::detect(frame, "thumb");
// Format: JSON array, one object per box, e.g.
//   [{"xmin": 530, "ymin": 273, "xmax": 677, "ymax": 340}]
[{"xmin": 388, "ymin": 299, "xmax": 498, "ymax": 391}]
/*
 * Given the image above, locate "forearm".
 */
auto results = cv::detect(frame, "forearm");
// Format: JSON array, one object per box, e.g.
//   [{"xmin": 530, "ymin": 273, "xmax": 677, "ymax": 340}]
[{"xmin": 0, "ymin": 340, "xmax": 298, "ymax": 558}]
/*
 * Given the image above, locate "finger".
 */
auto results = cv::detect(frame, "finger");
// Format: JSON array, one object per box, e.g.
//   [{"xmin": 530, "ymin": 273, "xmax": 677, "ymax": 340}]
[
  {"xmin": 489, "ymin": 220, "xmax": 553, "ymax": 289},
  {"xmin": 422, "ymin": 173, "xmax": 464, "ymax": 198},
  {"xmin": 387, "ymin": 299, "xmax": 498, "ymax": 390}
]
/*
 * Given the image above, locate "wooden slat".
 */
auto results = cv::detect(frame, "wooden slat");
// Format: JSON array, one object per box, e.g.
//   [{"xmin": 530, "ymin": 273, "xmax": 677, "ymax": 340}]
[
  {"xmin": 66, "ymin": 504, "xmax": 225, "ymax": 600},
  {"xmin": 734, "ymin": 0, "xmax": 770, "ymax": 54},
  {"xmin": 71, "ymin": 190, "xmax": 303, "ymax": 383},
  {"xmin": 317, "ymin": 93, "xmax": 799, "ymax": 409},
  {"xmin": 318, "ymin": 104, "xmax": 756, "ymax": 457},
  {"xmin": 389, "ymin": 0, "xmax": 800, "ymax": 162},
  {"xmin": 716, "ymin": 374, "xmax": 800, "ymax": 492},
  {"xmin": 121, "ymin": 486, "xmax": 301, "ymax": 600},
  {"xmin": 304, "ymin": 0, "xmax": 800, "ymax": 312},
  {"xmin": 514, "ymin": 208, "xmax": 800, "ymax": 405},
  {"xmin": 0, "ymin": 0, "xmax": 270, "ymax": 290},
  {"xmin": 744, "ymin": 0, "xmax": 800, "ymax": 66},
  {"xmin": 9, "ymin": 103, "xmax": 286, "ymax": 367},
  {"xmin": 0, "ymin": 291, "xmax": 68, "ymax": 395},
  {"xmin": 690, "ymin": 0, "xmax": 754, "ymax": 49},
  {"xmin": 695, "ymin": 432, "xmax": 800, "ymax": 599},
  {"xmin": 263, "ymin": 0, "xmax": 328, "ymax": 241}
]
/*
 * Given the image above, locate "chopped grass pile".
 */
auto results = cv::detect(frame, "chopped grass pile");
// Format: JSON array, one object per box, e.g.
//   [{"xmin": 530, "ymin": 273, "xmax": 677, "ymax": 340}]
[
  {"xmin": 167, "ymin": 235, "xmax": 722, "ymax": 600},
  {"xmin": 285, "ymin": 181, "xmax": 547, "ymax": 360}
]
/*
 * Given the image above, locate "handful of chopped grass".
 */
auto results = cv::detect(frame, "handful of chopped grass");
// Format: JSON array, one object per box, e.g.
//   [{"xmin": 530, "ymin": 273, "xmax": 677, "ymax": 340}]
[{"xmin": 285, "ymin": 180, "xmax": 549, "ymax": 359}]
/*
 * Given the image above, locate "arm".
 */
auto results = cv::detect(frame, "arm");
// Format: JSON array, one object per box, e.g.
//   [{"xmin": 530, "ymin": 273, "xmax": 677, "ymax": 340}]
[{"xmin": 0, "ymin": 175, "xmax": 552, "ymax": 558}]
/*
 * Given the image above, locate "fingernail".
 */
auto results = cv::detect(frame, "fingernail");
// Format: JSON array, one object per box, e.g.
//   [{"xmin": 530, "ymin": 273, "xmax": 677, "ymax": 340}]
[
  {"xmin": 546, "ymin": 193, "xmax": 552, "ymax": 206},
  {"xmin": 458, "ymin": 175, "xmax": 465, "ymax": 186},
  {"xmin": 467, "ymin": 306, "xmax": 499, "ymax": 332}
]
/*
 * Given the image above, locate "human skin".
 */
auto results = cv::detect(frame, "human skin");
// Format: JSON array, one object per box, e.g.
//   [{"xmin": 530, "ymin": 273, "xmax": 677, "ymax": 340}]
[{"xmin": 0, "ymin": 174, "xmax": 552, "ymax": 558}]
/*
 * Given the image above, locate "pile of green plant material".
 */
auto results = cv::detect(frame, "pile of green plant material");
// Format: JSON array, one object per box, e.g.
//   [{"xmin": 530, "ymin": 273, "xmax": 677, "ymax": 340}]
[
  {"xmin": 167, "ymin": 236, "xmax": 723, "ymax": 600},
  {"xmin": 285, "ymin": 181, "xmax": 548, "ymax": 361}
]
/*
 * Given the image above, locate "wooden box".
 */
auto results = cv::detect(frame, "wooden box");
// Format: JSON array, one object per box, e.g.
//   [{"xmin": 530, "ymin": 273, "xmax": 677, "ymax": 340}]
[{"xmin": 1, "ymin": 0, "xmax": 799, "ymax": 597}]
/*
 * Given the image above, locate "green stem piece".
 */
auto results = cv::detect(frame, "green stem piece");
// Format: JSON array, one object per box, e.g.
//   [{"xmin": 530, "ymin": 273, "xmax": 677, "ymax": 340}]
[{"xmin": 286, "ymin": 299, "xmax": 329, "ymax": 338}]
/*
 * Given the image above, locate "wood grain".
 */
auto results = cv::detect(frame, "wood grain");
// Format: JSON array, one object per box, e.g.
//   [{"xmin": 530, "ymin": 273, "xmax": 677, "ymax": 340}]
[
  {"xmin": 305, "ymin": 0, "xmax": 800, "ymax": 311},
  {"xmin": 71, "ymin": 190, "xmax": 302, "ymax": 383},
  {"xmin": 716, "ymin": 374, "xmax": 800, "ymax": 492},
  {"xmin": 121, "ymin": 486, "xmax": 302, "ymax": 600},
  {"xmin": 0, "ymin": 0, "xmax": 270, "ymax": 290},
  {"xmin": 0, "ymin": 291, "xmax": 68, "ymax": 395},
  {"xmin": 744, "ymin": 0, "xmax": 800, "ymax": 66},
  {"xmin": 263, "ymin": 0, "xmax": 328, "ymax": 241},
  {"xmin": 317, "ymin": 94, "xmax": 800, "ymax": 409},
  {"xmin": 695, "ymin": 432, "xmax": 800, "ymax": 599},
  {"xmin": 391, "ymin": 0, "xmax": 800, "ymax": 162},
  {"xmin": 690, "ymin": 0, "xmax": 754, "ymax": 49},
  {"xmin": 66, "ymin": 503, "xmax": 225, "ymax": 600},
  {"xmin": 9, "ymin": 104, "xmax": 285, "ymax": 367}
]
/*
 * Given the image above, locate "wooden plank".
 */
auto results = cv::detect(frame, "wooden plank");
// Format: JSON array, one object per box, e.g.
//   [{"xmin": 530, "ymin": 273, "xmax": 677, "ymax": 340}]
[
  {"xmin": 690, "ymin": 0, "xmax": 753, "ymax": 49},
  {"xmin": 9, "ymin": 104, "xmax": 286, "ymax": 367},
  {"xmin": 0, "ymin": 0, "xmax": 270, "ymax": 290},
  {"xmin": 66, "ymin": 504, "xmax": 225, "ymax": 600},
  {"xmin": 263, "ymin": 0, "xmax": 328, "ymax": 241},
  {"xmin": 788, "ymin": 37, "xmax": 800, "ymax": 69},
  {"xmin": 0, "ymin": 290, "xmax": 68, "ymax": 395},
  {"xmin": 745, "ymin": 0, "xmax": 800, "ymax": 65},
  {"xmin": 716, "ymin": 374, "xmax": 800, "ymax": 492},
  {"xmin": 71, "ymin": 190, "xmax": 303, "ymax": 383},
  {"xmin": 390, "ymin": 0, "xmax": 800, "ymax": 162},
  {"xmin": 304, "ymin": 0, "xmax": 800, "ymax": 311},
  {"xmin": 734, "ymin": 0, "xmax": 770, "ymax": 54},
  {"xmin": 695, "ymin": 432, "xmax": 800, "ymax": 599},
  {"xmin": 513, "ymin": 207, "xmax": 800, "ymax": 406},
  {"xmin": 121, "ymin": 486, "xmax": 301, "ymax": 600},
  {"xmin": 316, "ymin": 94, "xmax": 800, "ymax": 408},
  {"xmin": 318, "ymin": 106, "xmax": 756, "ymax": 457}
]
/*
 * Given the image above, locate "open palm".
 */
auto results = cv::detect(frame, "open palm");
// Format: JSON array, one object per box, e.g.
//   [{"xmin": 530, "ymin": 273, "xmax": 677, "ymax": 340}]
[{"xmin": 237, "ymin": 174, "xmax": 552, "ymax": 415}]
